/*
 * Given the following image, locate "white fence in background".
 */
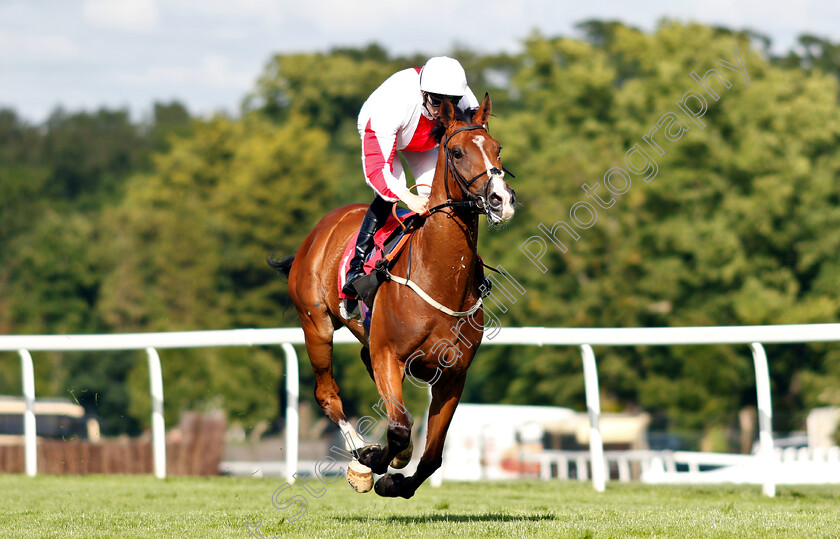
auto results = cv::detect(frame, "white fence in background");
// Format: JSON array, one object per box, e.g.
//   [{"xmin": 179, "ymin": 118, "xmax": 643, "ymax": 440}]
[
  {"xmin": 523, "ymin": 447, "xmax": 840, "ymax": 485},
  {"xmin": 2, "ymin": 323, "xmax": 840, "ymax": 497}
]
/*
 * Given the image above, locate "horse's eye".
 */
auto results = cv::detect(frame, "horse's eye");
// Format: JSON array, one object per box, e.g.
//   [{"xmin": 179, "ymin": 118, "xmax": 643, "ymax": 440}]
[{"xmin": 452, "ymin": 148, "xmax": 463, "ymax": 159}]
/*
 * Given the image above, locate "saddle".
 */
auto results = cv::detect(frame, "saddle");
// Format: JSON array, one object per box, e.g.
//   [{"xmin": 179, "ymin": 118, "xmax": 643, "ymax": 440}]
[
  {"xmin": 338, "ymin": 209, "xmax": 420, "ymax": 323},
  {"xmin": 338, "ymin": 208, "xmax": 492, "ymax": 327}
]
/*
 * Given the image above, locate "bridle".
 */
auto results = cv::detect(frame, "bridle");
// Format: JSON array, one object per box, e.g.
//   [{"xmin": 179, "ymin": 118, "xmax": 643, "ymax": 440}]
[
  {"xmin": 426, "ymin": 124, "xmax": 515, "ymax": 217},
  {"xmin": 382, "ymin": 123, "xmax": 515, "ymax": 317}
]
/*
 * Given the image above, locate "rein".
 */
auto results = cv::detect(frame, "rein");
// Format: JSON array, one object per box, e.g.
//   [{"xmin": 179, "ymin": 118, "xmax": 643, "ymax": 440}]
[
  {"xmin": 391, "ymin": 124, "xmax": 515, "ymax": 231},
  {"xmin": 380, "ymin": 123, "xmax": 515, "ymax": 318}
]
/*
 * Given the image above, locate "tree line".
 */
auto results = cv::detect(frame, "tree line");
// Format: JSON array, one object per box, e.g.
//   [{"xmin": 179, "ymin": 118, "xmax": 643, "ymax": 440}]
[{"xmin": 1, "ymin": 21, "xmax": 838, "ymax": 449}]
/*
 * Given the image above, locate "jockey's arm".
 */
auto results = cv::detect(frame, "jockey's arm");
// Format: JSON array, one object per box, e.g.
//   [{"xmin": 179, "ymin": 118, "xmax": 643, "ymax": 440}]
[{"xmin": 363, "ymin": 110, "xmax": 430, "ymax": 214}]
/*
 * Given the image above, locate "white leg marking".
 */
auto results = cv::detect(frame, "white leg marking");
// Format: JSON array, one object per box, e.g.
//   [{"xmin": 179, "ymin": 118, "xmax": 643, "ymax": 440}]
[{"xmin": 339, "ymin": 420, "xmax": 367, "ymax": 451}]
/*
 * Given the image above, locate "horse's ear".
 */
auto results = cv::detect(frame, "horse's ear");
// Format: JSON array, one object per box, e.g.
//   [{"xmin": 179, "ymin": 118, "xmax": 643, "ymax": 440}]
[
  {"xmin": 472, "ymin": 93, "xmax": 492, "ymax": 127},
  {"xmin": 440, "ymin": 99, "xmax": 456, "ymax": 128}
]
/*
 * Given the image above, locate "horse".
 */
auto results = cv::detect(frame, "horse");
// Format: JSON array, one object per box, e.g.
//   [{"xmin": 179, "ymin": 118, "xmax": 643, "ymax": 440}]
[{"xmin": 269, "ymin": 94, "xmax": 516, "ymax": 498}]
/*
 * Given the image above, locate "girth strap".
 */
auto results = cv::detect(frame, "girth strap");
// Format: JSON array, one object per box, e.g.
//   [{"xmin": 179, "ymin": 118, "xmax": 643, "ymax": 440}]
[{"xmin": 386, "ymin": 272, "xmax": 482, "ymax": 318}]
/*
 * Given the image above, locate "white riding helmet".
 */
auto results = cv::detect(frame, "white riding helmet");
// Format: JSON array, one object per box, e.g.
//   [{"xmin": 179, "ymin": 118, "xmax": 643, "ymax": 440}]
[{"xmin": 419, "ymin": 56, "xmax": 467, "ymax": 97}]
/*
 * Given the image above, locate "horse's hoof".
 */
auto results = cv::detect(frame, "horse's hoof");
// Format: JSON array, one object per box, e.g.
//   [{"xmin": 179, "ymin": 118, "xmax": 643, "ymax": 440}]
[
  {"xmin": 390, "ymin": 439, "xmax": 413, "ymax": 469},
  {"xmin": 346, "ymin": 460, "xmax": 373, "ymax": 493},
  {"xmin": 357, "ymin": 443, "xmax": 388, "ymax": 474},
  {"xmin": 374, "ymin": 473, "xmax": 406, "ymax": 497},
  {"xmin": 354, "ymin": 443, "xmax": 380, "ymax": 461}
]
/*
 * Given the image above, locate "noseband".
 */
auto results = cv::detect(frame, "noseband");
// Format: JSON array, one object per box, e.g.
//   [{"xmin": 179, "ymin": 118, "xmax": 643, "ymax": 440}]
[{"xmin": 427, "ymin": 124, "xmax": 515, "ymax": 217}]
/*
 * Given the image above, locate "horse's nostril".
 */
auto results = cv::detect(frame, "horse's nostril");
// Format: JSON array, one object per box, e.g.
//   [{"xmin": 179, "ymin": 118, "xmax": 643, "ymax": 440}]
[{"xmin": 489, "ymin": 193, "xmax": 503, "ymax": 208}]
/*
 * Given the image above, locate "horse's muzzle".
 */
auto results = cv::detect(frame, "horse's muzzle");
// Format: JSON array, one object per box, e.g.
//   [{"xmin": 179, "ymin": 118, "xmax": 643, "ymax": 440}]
[{"xmin": 487, "ymin": 177, "xmax": 515, "ymax": 225}]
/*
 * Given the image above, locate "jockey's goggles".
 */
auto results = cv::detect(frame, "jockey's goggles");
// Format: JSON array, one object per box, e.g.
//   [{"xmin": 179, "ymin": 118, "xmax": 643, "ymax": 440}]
[{"xmin": 425, "ymin": 92, "xmax": 462, "ymax": 107}]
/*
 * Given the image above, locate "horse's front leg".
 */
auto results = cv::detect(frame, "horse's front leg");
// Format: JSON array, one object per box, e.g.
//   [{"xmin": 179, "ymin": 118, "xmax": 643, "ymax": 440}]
[
  {"xmin": 356, "ymin": 356, "xmax": 413, "ymax": 475},
  {"xmin": 375, "ymin": 375, "xmax": 465, "ymax": 499}
]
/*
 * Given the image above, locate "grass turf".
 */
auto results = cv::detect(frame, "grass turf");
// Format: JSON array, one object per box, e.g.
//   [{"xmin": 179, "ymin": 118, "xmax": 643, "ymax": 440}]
[{"xmin": 2, "ymin": 474, "xmax": 839, "ymax": 538}]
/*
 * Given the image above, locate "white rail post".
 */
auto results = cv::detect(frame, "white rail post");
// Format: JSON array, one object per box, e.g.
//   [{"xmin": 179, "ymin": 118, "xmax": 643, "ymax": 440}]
[
  {"xmin": 580, "ymin": 344, "xmax": 606, "ymax": 492},
  {"xmin": 281, "ymin": 343, "xmax": 299, "ymax": 483},
  {"xmin": 750, "ymin": 342, "xmax": 775, "ymax": 497},
  {"xmin": 19, "ymin": 349, "xmax": 37, "ymax": 477},
  {"xmin": 146, "ymin": 348, "xmax": 166, "ymax": 479}
]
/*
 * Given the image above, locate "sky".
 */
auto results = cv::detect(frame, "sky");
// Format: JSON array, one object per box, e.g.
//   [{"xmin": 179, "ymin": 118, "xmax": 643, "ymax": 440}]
[{"xmin": 2, "ymin": 0, "xmax": 839, "ymax": 124}]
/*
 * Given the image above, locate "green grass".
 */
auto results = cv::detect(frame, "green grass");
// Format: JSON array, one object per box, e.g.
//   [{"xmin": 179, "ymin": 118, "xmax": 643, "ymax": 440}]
[{"xmin": 2, "ymin": 474, "xmax": 840, "ymax": 538}]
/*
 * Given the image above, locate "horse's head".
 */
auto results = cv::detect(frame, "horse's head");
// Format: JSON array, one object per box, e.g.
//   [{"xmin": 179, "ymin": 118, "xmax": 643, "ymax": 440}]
[{"xmin": 437, "ymin": 93, "xmax": 516, "ymax": 228}]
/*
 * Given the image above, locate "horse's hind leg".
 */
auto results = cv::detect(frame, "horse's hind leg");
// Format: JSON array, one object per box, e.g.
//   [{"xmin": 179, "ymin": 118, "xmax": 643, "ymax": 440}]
[{"xmin": 298, "ymin": 312, "xmax": 366, "ymax": 452}]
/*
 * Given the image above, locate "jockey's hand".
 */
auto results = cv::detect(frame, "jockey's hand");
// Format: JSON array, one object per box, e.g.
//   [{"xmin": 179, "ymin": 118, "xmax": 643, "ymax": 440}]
[{"xmin": 400, "ymin": 191, "xmax": 430, "ymax": 216}]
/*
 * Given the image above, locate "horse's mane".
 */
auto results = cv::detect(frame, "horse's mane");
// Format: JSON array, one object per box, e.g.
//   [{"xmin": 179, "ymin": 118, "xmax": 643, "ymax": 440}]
[{"xmin": 431, "ymin": 107, "xmax": 478, "ymax": 143}]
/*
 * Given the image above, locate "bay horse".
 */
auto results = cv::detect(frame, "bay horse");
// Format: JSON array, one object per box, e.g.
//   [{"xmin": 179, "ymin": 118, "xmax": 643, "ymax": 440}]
[{"xmin": 270, "ymin": 94, "xmax": 516, "ymax": 498}]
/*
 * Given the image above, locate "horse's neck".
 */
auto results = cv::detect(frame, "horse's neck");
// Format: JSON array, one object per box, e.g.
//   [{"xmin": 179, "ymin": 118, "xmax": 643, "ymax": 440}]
[
  {"xmin": 418, "ymin": 210, "xmax": 479, "ymax": 255},
  {"xmin": 411, "ymin": 173, "xmax": 480, "ymax": 302},
  {"xmin": 428, "ymin": 154, "xmax": 480, "ymax": 245}
]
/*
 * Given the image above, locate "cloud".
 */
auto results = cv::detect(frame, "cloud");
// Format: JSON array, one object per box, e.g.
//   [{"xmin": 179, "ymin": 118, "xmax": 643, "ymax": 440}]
[
  {"xmin": 118, "ymin": 55, "xmax": 256, "ymax": 89},
  {"xmin": 83, "ymin": 0, "xmax": 159, "ymax": 33},
  {"xmin": 171, "ymin": 0, "xmax": 282, "ymax": 23},
  {"xmin": 283, "ymin": 0, "xmax": 416, "ymax": 32},
  {"xmin": 0, "ymin": 31, "xmax": 81, "ymax": 61}
]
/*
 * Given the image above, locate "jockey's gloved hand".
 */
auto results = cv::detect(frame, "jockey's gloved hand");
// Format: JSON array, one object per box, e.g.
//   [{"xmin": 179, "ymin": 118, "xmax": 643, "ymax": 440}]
[{"xmin": 399, "ymin": 189, "xmax": 430, "ymax": 216}]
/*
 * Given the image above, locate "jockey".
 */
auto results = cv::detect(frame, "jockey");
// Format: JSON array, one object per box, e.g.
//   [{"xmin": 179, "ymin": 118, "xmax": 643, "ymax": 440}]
[{"xmin": 342, "ymin": 56, "xmax": 479, "ymax": 298}]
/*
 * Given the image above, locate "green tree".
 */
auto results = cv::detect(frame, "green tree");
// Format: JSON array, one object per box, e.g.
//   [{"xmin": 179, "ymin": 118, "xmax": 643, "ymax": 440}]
[
  {"xmin": 469, "ymin": 22, "xmax": 840, "ymax": 442},
  {"xmin": 97, "ymin": 112, "xmax": 342, "ymax": 427},
  {"xmin": 3, "ymin": 26, "xmax": 840, "ymax": 444},
  {"xmin": 41, "ymin": 108, "xmax": 147, "ymax": 204},
  {"xmin": 248, "ymin": 50, "xmax": 396, "ymax": 132}
]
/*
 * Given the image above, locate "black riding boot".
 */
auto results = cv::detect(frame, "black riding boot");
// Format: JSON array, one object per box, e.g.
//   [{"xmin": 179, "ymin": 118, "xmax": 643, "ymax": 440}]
[{"xmin": 342, "ymin": 197, "xmax": 390, "ymax": 297}]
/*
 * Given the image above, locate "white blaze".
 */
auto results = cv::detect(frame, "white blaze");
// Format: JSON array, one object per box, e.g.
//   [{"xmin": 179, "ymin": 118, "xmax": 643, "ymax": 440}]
[
  {"xmin": 473, "ymin": 135, "xmax": 494, "ymax": 173},
  {"xmin": 473, "ymin": 134, "xmax": 514, "ymax": 221}
]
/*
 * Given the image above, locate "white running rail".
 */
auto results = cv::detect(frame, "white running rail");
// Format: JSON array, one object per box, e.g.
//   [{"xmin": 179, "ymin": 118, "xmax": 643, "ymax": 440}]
[
  {"xmin": 524, "ymin": 447, "xmax": 840, "ymax": 485},
  {"xmin": 2, "ymin": 323, "xmax": 839, "ymax": 496}
]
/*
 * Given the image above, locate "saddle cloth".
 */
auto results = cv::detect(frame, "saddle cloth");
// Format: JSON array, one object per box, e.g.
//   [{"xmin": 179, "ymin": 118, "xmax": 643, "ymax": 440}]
[{"xmin": 337, "ymin": 208, "xmax": 416, "ymax": 300}]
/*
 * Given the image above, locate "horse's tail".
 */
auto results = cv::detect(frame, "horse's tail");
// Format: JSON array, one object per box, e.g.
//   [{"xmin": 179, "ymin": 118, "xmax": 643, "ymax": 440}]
[{"xmin": 267, "ymin": 253, "xmax": 295, "ymax": 279}]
